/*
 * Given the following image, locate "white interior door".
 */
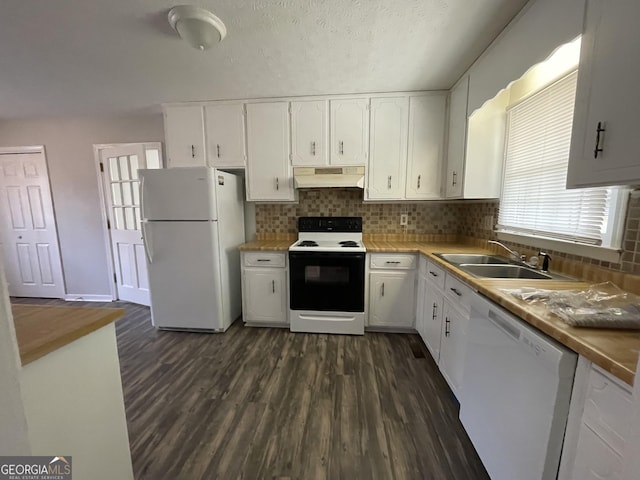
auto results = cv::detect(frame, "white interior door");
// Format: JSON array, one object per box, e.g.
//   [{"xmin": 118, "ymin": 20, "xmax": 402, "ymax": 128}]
[
  {"xmin": 0, "ymin": 150, "xmax": 65, "ymax": 298},
  {"xmin": 100, "ymin": 145, "xmax": 161, "ymax": 305}
]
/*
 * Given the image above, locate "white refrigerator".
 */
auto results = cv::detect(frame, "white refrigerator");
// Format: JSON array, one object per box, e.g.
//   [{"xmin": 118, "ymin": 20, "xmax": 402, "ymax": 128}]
[{"xmin": 138, "ymin": 166, "xmax": 245, "ymax": 331}]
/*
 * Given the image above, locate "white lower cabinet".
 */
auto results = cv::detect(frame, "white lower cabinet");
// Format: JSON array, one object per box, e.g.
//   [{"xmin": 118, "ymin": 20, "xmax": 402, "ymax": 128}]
[
  {"xmin": 368, "ymin": 254, "xmax": 416, "ymax": 328},
  {"xmin": 241, "ymin": 252, "xmax": 288, "ymax": 325},
  {"xmin": 572, "ymin": 424, "xmax": 623, "ymax": 480},
  {"xmin": 439, "ymin": 300, "xmax": 470, "ymax": 396},
  {"xmin": 564, "ymin": 364, "xmax": 632, "ymax": 480},
  {"xmin": 422, "ymin": 279, "xmax": 444, "ymax": 362}
]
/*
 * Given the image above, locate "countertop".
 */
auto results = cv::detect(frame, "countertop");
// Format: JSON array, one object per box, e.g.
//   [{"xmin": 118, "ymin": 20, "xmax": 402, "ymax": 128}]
[
  {"xmin": 240, "ymin": 238, "xmax": 640, "ymax": 385},
  {"xmin": 12, "ymin": 305, "xmax": 126, "ymax": 365},
  {"xmin": 238, "ymin": 239, "xmax": 293, "ymax": 251}
]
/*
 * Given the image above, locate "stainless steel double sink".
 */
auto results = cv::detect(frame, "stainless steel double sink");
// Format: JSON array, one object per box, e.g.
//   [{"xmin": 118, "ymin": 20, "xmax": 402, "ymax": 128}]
[{"xmin": 433, "ymin": 253, "xmax": 570, "ymax": 280}]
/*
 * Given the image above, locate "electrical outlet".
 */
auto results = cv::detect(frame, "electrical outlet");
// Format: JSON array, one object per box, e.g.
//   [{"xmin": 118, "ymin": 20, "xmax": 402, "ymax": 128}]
[{"xmin": 400, "ymin": 214, "xmax": 408, "ymax": 226}]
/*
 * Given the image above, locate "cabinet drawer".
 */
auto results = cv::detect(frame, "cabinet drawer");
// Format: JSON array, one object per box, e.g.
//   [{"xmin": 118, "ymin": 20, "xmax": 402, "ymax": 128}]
[
  {"xmin": 370, "ymin": 254, "xmax": 416, "ymax": 270},
  {"xmin": 243, "ymin": 252, "xmax": 286, "ymax": 268},
  {"xmin": 582, "ymin": 366, "xmax": 633, "ymax": 455},
  {"xmin": 425, "ymin": 261, "xmax": 446, "ymax": 290},
  {"xmin": 444, "ymin": 274, "xmax": 473, "ymax": 312}
]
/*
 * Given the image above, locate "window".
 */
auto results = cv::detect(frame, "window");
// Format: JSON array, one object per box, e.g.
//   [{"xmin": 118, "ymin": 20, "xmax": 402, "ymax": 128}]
[{"xmin": 498, "ymin": 71, "xmax": 626, "ymax": 249}]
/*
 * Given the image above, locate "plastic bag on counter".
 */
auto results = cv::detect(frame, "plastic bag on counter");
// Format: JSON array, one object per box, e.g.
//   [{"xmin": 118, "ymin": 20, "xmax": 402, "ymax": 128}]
[{"xmin": 502, "ymin": 282, "xmax": 640, "ymax": 329}]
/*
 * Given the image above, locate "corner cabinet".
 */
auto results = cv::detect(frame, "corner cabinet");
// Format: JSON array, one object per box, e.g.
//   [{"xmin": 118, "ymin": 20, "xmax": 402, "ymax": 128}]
[
  {"xmin": 405, "ymin": 95, "xmax": 446, "ymax": 200},
  {"xmin": 445, "ymin": 76, "xmax": 468, "ymax": 198},
  {"xmin": 205, "ymin": 104, "xmax": 246, "ymax": 168},
  {"xmin": 245, "ymin": 102, "xmax": 294, "ymax": 201},
  {"xmin": 164, "ymin": 105, "xmax": 206, "ymax": 168},
  {"xmin": 241, "ymin": 252, "xmax": 288, "ymax": 326},
  {"xmin": 368, "ymin": 254, "xmax": 416, "ymax": 329},
  {"xmin": 366, "ymin": 93, "xmax": 447, "ymax": 201},
  {"xmin": 567, "ymin": 0, "xmax": 640, "ymax": 188},
  {"xmin": 367, "ymin": 97, "xmax": 409, "ymax": 199},
  {"xmin": 330, "ymin": 98, "xmax": 369, "ymax": 165}
]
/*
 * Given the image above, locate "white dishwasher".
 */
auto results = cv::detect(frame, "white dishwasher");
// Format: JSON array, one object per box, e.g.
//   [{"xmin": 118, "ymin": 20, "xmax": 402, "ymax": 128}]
[{"xmin": 459, "ymin": 294, "xmax": 577, "ymax": 480}]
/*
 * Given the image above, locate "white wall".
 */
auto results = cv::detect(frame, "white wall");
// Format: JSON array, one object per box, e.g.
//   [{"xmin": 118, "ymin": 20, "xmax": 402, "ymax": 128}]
[
  {"xmin": 0, "ymin": 115, "xmax": 164, "ymax": 297},
  {"xmin": 0, "ymin": 259, "xmax": 30, "ymax": 455},
  {"xmin": 467, "ymin": 0, "xmax": 585, "ymax": 114}
]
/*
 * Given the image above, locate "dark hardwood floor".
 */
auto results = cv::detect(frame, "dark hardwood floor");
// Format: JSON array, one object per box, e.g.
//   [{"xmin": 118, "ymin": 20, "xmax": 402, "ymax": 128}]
[{"xmin": 12, "ymin": 298, "xmax": 489, "ymax": 480}]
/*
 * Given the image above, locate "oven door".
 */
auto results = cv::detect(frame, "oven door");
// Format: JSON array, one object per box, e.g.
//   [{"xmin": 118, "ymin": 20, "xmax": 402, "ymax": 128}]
[{"xmin": 289, "ymin": 251, "xmax": 365, "ymax": 312}]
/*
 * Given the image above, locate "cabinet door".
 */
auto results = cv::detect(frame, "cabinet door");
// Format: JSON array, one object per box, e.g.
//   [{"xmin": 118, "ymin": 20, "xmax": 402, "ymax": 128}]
[
  {"xmin": 416, "ymin": 273, "xmax": 427, "ymax": 339},
  {"xmin": 572, "ymin": 423, "xmax": 623, "ymax": 480},
  {"xmin": 567, "ymin": 0, "xmax": 640, "ymax": 187},
  {"xmin": 243, "ymin": 268, "xmax": 287, "ymax": 324},
  {"xmin": 246, "ymin": 102, "xmax": 294, "ymax": 201},
  {"xmin": 423, "ymin": 283, "xmax": 444, "ymax": 362},
  {"xmin": 445, "ymin": 76, "xmax": 469, "ymax": 198},
  {"xmin": 291, "ymin": 100, "xmax": 328, "ymax": 166},
  {"xmin": 368, "ymin": 271, "xmax": 416, "ymax": 328},
  {"xmin": 405, "ymin": 95, "xmax": 446, "ymax": 199},
  {"xmin": 164, "ymin": 106, "xmax": 206, "ymax": 168},
  {"xmin": 330, "ymin": 98, "xmax": 369, "ymax": 165},
  {"xmin": 366, "ymin": 97, "xmax": 409, "ymax": 200},
  {"xmin": 439, "ymin": 300, "xmax": 470, "ymax": 396},
  {"xmin": 205, "ymin": 104, "xmax": 246, "ymax": 168}
]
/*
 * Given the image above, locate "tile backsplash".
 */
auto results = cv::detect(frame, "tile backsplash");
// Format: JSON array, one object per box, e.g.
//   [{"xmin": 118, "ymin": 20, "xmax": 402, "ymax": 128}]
[
  {"xmin": 255, "ymin": 189, "xmax": 463, "ymax": 235},
  {"xmin": 255, "ymin": 189, "xmax": 640, "ymax": 275}
]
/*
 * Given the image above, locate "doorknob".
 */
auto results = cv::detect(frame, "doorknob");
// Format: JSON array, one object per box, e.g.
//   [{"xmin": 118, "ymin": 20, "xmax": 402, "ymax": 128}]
[{"xmin": 18, "ymin": 235, "xmax": 22, "ymax": 239}]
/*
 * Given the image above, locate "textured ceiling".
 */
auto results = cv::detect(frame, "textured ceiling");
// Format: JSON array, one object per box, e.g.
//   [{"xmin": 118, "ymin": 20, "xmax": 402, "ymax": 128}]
[{"xmin": 0, "ymin": 0, "xmax": 529, "ymax": 119}]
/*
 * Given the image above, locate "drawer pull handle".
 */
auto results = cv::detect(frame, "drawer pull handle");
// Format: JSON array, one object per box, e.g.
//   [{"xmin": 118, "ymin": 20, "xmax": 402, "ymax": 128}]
[
  {"xmin": 216, "ymin": 144, "xmax": 221, "ymax": 158},
  {"xmin": 385, "ymin": 261, "xmax": 401, "ymax": 264},
  {"xmin": 191, "ymin": 144, "xmax": 196, "ymax": 158},
  {"xmin": 272, "ymin": 280, "xmax": 275, "ymax": 293},
  {"xmin": 428, "ymin": 271, "xmax": 438, "ymax": 277},
  {"xmin": 445, "ymin": 317, "xmax": 451, "ymax": 337},
  {"xmin": 381, "ymin": 283, "xmax": 385, "ymax": 297},
  {"xmin": 339, "ymin": 141, "xmax": 344, "ymax": 155},
  {"xmin": 417, "ymin": 175, "xmax": 421, "ymax": 189},
  {"xmin": 432, "ymin": 303, "xmax": 437, "ymax": 320},
  {"xmin": 450, "ymin": 287, "xmax": 462, "ymax": 297},
  {"xmin": 257, "ymin": 259, "xmax": 271, "ymax": 262},
  {"xmin": 594, "ymin": 121, "xmax": 606, "ymax": 158}
]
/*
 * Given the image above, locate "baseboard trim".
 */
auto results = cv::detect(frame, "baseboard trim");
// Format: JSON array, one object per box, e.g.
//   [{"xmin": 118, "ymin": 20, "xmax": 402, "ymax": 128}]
[{"xmin": 64, "ymin": 294, "xmax": 114, "ymax": 302}]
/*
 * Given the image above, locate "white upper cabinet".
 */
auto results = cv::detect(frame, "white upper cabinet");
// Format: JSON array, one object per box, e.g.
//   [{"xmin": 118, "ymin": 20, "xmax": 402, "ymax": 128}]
[
  {"xmin": 405, "ymin": 94, "xmax": 446, "ymax": 200},
  {"xmin": 567, "ymin": 0, "xmax": 640, "ymax": 188},
  {"xmin": 164, "ymin": 105, "xmax": 206, "ymax": 168},
  {"xmin": 444, "ymin": 75, "xmax": 506, "ymax": 199},
  {"xmin": 245, "ymin": 102, "xmax": 294, "ymax": 201},
  {"xmin": 330, "ymin": 98, "xmax": 369, "ymax": 165},
  {"xmin": 291, "ymin": 100, "xmax": 328, "ymax": 166},
  {"xmin": 205, "ymin": 104, "xmax": 246, "ymax": 168},
  {"xmin": 367, "ymin": 97, "xmax": 409, "ymax": 200},
  {"xmin": 445, "ymin": 76, "xmax": 468, "ymax": 198}
]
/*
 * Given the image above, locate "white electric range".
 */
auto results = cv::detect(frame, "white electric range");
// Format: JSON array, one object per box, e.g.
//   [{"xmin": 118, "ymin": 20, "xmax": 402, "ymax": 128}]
[{"xmin": 288, "ymin": 217, "xmax": 366, "ymax": 335}]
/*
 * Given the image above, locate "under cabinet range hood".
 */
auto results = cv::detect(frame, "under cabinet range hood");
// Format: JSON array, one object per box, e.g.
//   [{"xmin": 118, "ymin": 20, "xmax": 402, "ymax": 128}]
[{"xmin": 293, "ymin": 166, "xmax": 365, "ymax": 189}]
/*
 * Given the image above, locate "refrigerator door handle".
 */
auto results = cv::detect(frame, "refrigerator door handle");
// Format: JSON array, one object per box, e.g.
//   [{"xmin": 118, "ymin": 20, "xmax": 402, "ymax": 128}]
[
  {"xmin": 141, "ymin": 222, "xmax": 153, "ymax": 264},
  {"xmin": 140, "ymin": 174, "xmax": 146, "ymax": 221}
]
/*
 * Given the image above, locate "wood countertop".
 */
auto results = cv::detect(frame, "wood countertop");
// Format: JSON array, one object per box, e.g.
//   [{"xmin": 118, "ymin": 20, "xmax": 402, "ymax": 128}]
[
  {"xmin": 238, "ymin": 239, "xmax": 293, "ymax": 251},
  {"xmin": 238, "ymin": 238, "xmax": 640, "ymax": 385},
  {"xmin": 12, "ymin": 305, "xmax": 125, "ymax": 366}
]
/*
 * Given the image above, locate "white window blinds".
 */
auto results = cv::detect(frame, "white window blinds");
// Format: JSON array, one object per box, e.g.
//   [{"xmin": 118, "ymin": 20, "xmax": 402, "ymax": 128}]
[{"xmin": 498, "ymin": 71, "xmax": 610, "ymax": 246}]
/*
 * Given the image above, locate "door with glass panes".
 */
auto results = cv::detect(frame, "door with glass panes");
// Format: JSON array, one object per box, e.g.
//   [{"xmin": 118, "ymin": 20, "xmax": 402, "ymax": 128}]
[{"xmin": 99, "ymin": 144, "xmax": 162, "ymax": 305}]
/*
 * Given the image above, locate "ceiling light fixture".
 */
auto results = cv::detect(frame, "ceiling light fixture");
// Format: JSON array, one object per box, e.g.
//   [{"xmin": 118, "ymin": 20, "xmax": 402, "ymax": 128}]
[{"xmin": 168, "ymin": 5, "xmax": 227, "ymax": 51}]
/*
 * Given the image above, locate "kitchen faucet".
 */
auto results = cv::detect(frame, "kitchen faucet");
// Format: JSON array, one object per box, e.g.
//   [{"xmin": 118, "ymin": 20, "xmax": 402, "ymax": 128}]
[{"xmin": 487, "ymin": 240, "xmax": 521, "ymax": 261}]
